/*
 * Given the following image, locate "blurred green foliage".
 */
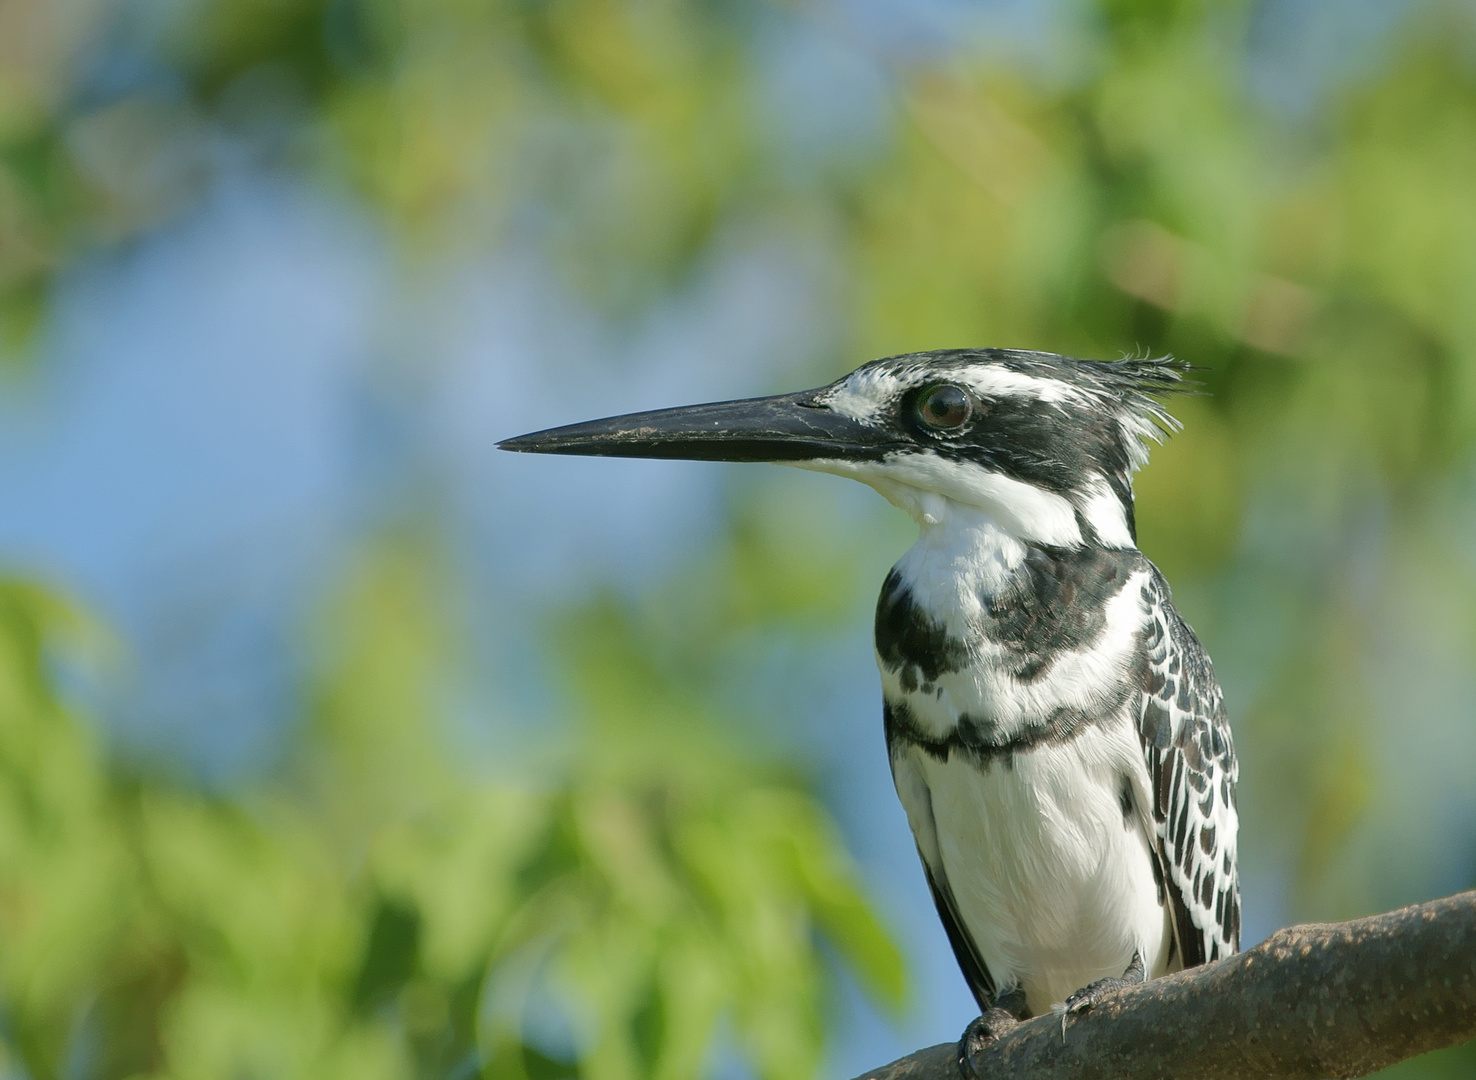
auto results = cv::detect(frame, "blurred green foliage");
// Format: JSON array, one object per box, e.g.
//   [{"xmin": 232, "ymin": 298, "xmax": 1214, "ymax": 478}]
[
  {"xmin": 5, "ymin": 0, "xmax": 1476, "ymax": 1076},
  {"xmin": 0, "ymin": 549, "xmax": 902, "ymax": 1080}
]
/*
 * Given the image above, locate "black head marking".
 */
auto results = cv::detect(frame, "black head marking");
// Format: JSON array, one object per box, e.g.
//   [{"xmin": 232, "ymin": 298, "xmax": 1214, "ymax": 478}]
[{"xmin": 822, "ymin": 348, "xmax": 1190, "ymax": 538}]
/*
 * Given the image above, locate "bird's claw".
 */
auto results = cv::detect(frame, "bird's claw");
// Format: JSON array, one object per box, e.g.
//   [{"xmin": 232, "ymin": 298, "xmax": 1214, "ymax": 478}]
[
  {"xmin": 956, "ymin": 987, "xmax": 1028, "ymax": 1080},
  {"xmin": 1061, "ymin": 948, "xmax": 1147, "ymax": 1020},
  {"xmin": 956, "ymin": 1009, "xmax": 1021, "ymax": 1080}
]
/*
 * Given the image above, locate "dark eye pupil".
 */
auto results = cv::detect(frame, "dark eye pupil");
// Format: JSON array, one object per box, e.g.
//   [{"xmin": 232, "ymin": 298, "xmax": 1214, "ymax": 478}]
[{"xmin": 919, "ymin": 385, "xmax": 970, "ymax": 429}]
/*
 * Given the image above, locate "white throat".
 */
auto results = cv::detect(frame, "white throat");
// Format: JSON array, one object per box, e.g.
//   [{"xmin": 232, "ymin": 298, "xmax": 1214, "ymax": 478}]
[
  {"xmin": 794, "ymin": 455, "xmax": 1082, "ymax": 546},
  {"xmin": 894, "ymin": 503, "xmax": 1029, "ymax": 627},
  {"xmin": 793, "ymin": 453, "xmax": 1140, "ymax": 552}
]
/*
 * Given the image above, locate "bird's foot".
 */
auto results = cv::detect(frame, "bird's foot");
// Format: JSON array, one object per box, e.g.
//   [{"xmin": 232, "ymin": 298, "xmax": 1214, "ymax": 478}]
[
  {"xmin": 956, "ymin": 987, "xmax": 1028, "ymax": 1080},
  {"xmin": 1061, "ymin": 949, "xmax": 1146, "ymax": 1019}
]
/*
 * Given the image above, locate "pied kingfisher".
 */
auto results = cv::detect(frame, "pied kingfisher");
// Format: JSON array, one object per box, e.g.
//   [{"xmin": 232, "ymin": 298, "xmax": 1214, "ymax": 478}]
[{"xmin": 500, "ymin": 349, "xmax": 1239, "ymax": 1066}]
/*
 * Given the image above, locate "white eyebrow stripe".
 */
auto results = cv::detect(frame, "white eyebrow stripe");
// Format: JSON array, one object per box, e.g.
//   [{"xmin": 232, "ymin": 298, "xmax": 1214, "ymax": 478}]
[
  {"xmin": 956, "ymin": 367, "xmax": 1087, "ymax": 405},
  {"xmin": 820, "ymin": 363, "xmax": 1090, "ymax": 425}
]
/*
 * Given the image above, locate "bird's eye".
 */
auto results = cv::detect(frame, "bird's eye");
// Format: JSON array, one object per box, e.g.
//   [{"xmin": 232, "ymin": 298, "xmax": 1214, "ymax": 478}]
[{"xmin": 915, "ymin": 384, "xmax": 973, "ymax": 431}]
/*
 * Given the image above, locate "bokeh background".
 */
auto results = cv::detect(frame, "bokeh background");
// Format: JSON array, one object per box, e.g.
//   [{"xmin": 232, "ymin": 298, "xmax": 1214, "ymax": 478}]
[{"xmin": 3, "ymin": 0, "xmax": 1476, "ymax": 1077}]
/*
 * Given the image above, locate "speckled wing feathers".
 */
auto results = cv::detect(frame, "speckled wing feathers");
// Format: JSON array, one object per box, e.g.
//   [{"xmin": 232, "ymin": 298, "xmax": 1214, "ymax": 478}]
[{"xmin": 1138, "ymin": 571, "xmax": 1240, "ymax": 966}]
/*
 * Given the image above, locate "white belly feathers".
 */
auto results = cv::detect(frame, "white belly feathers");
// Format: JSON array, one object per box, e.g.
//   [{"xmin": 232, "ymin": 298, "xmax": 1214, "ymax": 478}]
[{"xmin": 892, "ymin": 728, "xmax": 1172, "ymax": 1015}]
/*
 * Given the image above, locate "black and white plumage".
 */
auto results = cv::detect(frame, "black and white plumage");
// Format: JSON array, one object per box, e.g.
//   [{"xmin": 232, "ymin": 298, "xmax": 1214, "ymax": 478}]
[
  {"xmin": 1140, "ymin": 571, "xmax": 1240, "ymax": 967},
  {"xmin": 499, "ymin": 347, "xmax": 1239, "ymax": 1025}
]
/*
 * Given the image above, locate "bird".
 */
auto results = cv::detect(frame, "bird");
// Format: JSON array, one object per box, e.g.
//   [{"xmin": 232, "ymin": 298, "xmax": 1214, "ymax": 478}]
[{"xmin": 499, "ymin": 348, "xmax": 1239, "ymax": 1070}]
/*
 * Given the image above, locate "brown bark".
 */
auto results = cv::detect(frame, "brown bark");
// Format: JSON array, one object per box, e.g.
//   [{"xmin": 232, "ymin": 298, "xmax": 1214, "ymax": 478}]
[{"xmin": 851, "ymin": 890, "xmax": 1476, "ymax": 1080}]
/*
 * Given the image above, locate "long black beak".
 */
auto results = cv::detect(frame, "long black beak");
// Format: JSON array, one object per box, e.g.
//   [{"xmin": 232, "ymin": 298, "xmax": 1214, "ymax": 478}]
[{"xmin": 497, "ymin": 390, "xmax": 896, "ymax": 463}]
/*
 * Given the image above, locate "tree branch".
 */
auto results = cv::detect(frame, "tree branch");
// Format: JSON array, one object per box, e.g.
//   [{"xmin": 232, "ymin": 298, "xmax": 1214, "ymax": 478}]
[{"xmin": 851, "ymin": 890, "xmax": 1476, "ymax": 1080}]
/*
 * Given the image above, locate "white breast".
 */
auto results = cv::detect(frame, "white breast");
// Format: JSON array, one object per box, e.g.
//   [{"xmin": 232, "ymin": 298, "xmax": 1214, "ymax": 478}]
[{"xmin": 892, "ymin": 724, "xmax": 1172, "ymax": 1015}]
